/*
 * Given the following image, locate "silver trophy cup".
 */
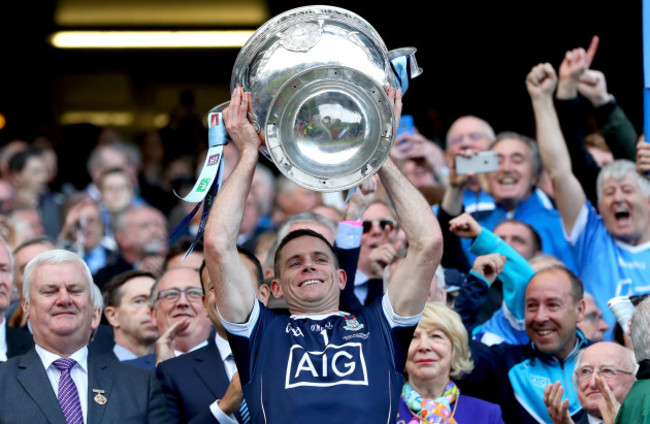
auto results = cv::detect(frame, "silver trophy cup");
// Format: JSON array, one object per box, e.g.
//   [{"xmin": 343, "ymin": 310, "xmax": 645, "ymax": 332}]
[{"xmin": 214, "ymin": 5, "xmax": 421, "ymax": 192}]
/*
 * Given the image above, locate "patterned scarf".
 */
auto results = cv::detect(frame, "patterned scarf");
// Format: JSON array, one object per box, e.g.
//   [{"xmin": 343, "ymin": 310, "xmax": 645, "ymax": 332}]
[{"xmin": 402, "ymin": 380, "xmax": 459, "ymax": 423}]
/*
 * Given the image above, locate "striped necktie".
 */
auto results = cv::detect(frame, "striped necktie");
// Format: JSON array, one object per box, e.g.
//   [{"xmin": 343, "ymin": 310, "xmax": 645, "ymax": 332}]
[
  {"xmin": 53, "ymin": 358, "xmax": 84, "ymax": 424},
  {"xmin": 227, "ymin": 353, "xmax": 250, "ymax": 424}
]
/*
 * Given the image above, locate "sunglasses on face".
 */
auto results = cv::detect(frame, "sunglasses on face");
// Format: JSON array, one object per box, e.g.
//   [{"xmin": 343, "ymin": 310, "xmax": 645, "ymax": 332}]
[{"xmin": 362, "ymin": 219, "xmax": 397, "ymax": 233}]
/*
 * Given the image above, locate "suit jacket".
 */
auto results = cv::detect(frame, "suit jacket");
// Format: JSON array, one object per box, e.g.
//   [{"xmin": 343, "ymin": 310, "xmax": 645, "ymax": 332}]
[
  {"xmin": 124, "ymin": 352, "xmax": 157, "ymax": 371},
  {"xmin": 6, "ymin": 325, "xmax": 34, "ymax": 359},
  {"xmin": 92, "ymin": 253, "xmax": 134, "ymax": 289},
  {"xmin": 156, "ymin": 336, "xmax": 239, "ymax": 424},
  {"xmin": 0, "ymin": 348, "xmax": 172, "ymax": 424}
]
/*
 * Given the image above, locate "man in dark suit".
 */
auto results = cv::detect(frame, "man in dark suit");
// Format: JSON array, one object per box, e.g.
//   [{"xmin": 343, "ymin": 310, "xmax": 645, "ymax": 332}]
[
  {"xmin": 0, "ymin": 249, "xmax": 171, "ymax": 423},
  {"xmin": 156, "ymin": 252, "xmax": 263, "ymax": 424},
  {"xmin": 0, "ymin": 236, "xmax": 33, "ymax": 361}
]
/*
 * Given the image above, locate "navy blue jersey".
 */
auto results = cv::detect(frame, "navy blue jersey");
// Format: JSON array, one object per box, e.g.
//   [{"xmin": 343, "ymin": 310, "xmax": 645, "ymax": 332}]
[{"xmin": 224, "ymin": 295, "xmax": 419, "ymax": 424}]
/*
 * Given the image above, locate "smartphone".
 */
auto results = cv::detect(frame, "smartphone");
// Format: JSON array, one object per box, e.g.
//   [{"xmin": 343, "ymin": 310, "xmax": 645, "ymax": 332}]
[
  {"xmin": 397, "ymin": 115, "xmax": 414, "ymax": 137},
  {"xmin": 455, "ymin": 151, "xmax": 499, "ymax": 175}
]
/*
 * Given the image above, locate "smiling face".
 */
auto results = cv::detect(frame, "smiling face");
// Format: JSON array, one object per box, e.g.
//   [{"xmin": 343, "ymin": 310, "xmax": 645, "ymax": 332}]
[
  {"xmin": 576, "ymin": 343, "xmax": 636, "ymax": 417},
  {"xmin": 488, "ymin": 138, "xmax": 536, "ymax": 209},
  {"xmin": 525, "ymin": 268, "xmax": 584, "ymax": 360},
  {"xmin": 406, "ymin": 325, "xmax": 453, "ymax": 390},
  {"xmin": 26, "ymin": 261, "xmax": 101, "ymax": 356},
  {"xmin": 272, "ymin": 235, "xmax": 345, "ymax": 315},
  {"xmin": 598, "ymin": 172, "xmax": 650, "ymax": 245},
  {"xmin": 152, "ymin": 268, "xmax": 210, "ymax": 341}
]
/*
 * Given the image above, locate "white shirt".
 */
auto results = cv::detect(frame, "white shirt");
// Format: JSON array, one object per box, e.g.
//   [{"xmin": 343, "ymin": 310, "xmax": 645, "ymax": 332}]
[
  {"xmin": 112, "ymin": 343, "xmax": 138, "ymax": 361},
  {"xmin": 209, "ymin": 333, "xmax": 238, "ymax": 424},
  {"xmin": 0, "ymin": 317, "xmax": 7, "ymax": 362},
  {"xmin": 215, "ymin": 332, "xmax": 236, "ymax": 379},
  {"xmin": 35, "ymin": 345, "xmax": 89, "ymax": 424},
  {"xmin": 173, "ymin": 339, "xmax": 208, "ymax": 357},
  {"xmin": 587, "ymin": 414, "xmax": 603, "ymax": 424}
]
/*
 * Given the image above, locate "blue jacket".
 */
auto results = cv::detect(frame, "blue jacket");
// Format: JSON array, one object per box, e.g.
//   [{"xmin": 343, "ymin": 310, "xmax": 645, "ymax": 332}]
[{"xmin": 459, "ymin": 331, "xmax": 590, "ymax": 424}]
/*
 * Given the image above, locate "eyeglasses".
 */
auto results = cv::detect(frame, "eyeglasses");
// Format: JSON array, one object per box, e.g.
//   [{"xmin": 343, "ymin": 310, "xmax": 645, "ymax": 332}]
[
  {"xmin": 582, "ymin": 312, "xmax": 603, "ymax": 323},
  {"xmin": 362, "ymin": 219, "xmax": 397, "ymax": 233},
  {"xmin": 158, "ymin": 288, "xmax": 203, "ymax": 303},
  {"xmin": 448, "ymin": 132, "xmax": 487, "ymax": 146},
  {"xmin": 576, "ymin": 366, "xmax": 634, "ymax": 381}
]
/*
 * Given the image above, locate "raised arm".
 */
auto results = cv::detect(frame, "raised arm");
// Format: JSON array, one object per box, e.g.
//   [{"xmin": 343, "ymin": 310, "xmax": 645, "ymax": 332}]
[
  {"xmin": 203, "ymin": 87, "xmax": 263, "ymax": 323},
  {"xmin": 382, "ymin": 96, "xmax": 442, "ymax": 316},
  {"xmin": 579, "ymin": 69, "xmax": 638, "ymax": 161},
  {"xmin": 526, "ymin": 63, "xmax": 586, "ymax": 234}
]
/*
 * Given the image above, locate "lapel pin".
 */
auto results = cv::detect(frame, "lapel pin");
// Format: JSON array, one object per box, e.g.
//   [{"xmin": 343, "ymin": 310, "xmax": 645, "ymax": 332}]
[{"xmin": 92, "ymin": 389, "xmax": 107, "ymax": 405}]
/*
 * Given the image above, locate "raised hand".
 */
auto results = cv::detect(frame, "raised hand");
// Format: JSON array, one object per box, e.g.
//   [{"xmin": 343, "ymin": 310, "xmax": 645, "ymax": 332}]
[
  {"xmin": 471, "ymin": 253, "xmax": 506, "ymax": 285},
  {"xmin": 223, "ymin": 87, "xmax": 263, "ymax": 156},
  {"xmin": 636, "ymin": 136, "xmax": 650, "ymax": 175},
  {"xmin": 526, "ymin": 63, "xmax": 558, "ymax": 101},
  {"xmin": 557, "ymin": 35, "xmax": 599, "ymax": 99},
  {"xmin": 595, "ymin": 375, "xmax": 620, "ymax": 424},
  {"xmin": 543, "ymin": 382, "xmax": 574, "ymax": 424},
  {"xmin": 449, "ymin": 212, "xmax": 482, "ymax": 239},
  {"xmin": 155, "ymin": 317, "xmax": 191, "ymax": 366},
  {"xmin": 577, "ymin": 69, "xmax": 612, "ymax": 107},
  {"xmin": 344, "ymin": 175, "xmax": 379, "ymax": 221}
]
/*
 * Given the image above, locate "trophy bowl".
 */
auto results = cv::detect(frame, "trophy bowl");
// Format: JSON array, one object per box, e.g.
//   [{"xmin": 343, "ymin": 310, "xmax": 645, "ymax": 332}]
[{"xmin": 225, "ymin": 5, "xmax": 413, "ymax": 191}]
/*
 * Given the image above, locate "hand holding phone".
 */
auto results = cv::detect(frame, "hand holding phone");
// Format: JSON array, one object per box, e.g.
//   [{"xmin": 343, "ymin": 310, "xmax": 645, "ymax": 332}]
[{"xmin": 455, "ymin": 151, "xmax": 498, "ymax": 175}]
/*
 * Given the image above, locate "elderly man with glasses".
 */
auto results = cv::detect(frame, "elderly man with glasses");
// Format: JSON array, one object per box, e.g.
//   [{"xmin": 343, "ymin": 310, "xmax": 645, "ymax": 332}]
[
  {"xmin": 124, "ymin": 266, "xmax": 212, "ymax": 371},
  {"xmin": 544, "ymin": 342, "xmax": 637, "ymax": 424}
]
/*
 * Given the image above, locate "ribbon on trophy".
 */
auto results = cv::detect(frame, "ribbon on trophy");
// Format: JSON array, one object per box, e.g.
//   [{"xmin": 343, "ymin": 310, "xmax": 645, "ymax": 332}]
[
  {"xmin": 345, "ymin": 50, "xmax": 420, "ymax": 202},
  {"xmin": 169, "ymin": 106, "xmax": 229, "ymax": 257}
]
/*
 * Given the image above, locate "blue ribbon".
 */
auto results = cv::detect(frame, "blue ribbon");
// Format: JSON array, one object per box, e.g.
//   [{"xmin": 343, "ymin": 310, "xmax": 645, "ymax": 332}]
[
  {"xmin": 169, "ymin": 109, "xmax": 230, "ymax": 257},
  {"xmin": 390, "ymin": 55, "xmax": 411, "ymax": 95}
]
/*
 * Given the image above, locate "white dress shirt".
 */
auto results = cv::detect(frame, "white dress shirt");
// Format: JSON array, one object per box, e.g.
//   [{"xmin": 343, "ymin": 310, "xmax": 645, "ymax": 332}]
[
  {"xmin": 0, "ymin": 318, "xmax": 7, "ymax": 362},
  {"xmin": 587, "ymin": 414, "xmax": 603, "ymax": 424},
  {"xmin": 35, "ymin": 344, "xmax": 89, "ymax": 424},
  {"xmin": 209, "ymin": 333, "xmax": 238, "ymax": 424},
  {"xmin": 112, "ymin": 343, "xmax": 138, "ymax": 361}
]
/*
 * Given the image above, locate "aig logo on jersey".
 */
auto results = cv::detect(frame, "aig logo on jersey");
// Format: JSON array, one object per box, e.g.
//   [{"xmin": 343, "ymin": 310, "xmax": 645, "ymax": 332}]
[{"xmin": 285, "ymin": 343, "xmax": 369, "ymax": 388}]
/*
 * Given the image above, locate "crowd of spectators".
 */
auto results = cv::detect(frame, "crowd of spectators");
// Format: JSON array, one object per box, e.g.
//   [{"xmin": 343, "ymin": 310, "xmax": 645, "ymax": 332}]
[{"xmin": 1, "ymin": 35, "xmax": 650, "ymax": 424}]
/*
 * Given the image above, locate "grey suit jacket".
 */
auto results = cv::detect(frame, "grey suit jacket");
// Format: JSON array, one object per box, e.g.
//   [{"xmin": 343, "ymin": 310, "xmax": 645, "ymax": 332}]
[
  {"xmin": 0, "ymin": 349, "xmax": 172, "ymax": 424},
  {"xmin": 6, "ymin": 326, "xmax": 33, "ymax": 359}
]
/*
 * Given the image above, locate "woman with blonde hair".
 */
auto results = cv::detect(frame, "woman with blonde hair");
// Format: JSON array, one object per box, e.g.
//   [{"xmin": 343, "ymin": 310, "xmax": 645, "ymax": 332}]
[{"xmin": 397, "ymin": 302, "xmax": 504, "ymax": 423}]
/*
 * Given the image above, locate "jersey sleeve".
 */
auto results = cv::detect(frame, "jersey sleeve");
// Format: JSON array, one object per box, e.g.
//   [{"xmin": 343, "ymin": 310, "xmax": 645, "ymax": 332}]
[{"xmin": 470, "ymin": 228, "xmax": 535, "ymax": 321}]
